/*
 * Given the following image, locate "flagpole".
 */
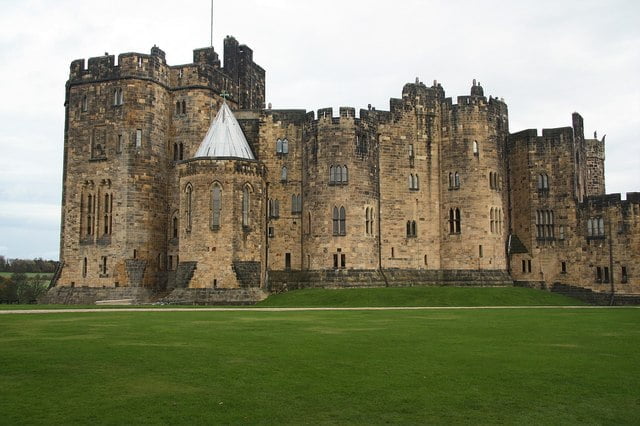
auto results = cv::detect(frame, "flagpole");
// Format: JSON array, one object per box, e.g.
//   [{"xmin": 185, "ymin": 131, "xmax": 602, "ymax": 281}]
[{"xmin": 210, "ymin": 0, "xmax": 214, "ymax": 47}]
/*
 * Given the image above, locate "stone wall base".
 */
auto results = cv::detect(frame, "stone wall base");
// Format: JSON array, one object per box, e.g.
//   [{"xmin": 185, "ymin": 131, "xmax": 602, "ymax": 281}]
[
  {"xmin": 160, "ymin": 288, "xmax": 268, "ymax": 305},
  {"xmin": 551, "ymin": 283, "xmax": 640, "ymax": 306},
  {"xmin": 268, "ymin": 269, "xmax": 513, "ymax": 293},
  {"xmin": 39, "ymin": 287, "xmax": 155, "ymax": 305}
]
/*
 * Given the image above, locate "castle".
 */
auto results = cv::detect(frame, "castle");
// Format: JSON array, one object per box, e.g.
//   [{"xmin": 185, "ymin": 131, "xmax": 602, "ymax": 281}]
[{"xmin": 47, "ymin": 36, "xmax": 640, "ymax": 304}]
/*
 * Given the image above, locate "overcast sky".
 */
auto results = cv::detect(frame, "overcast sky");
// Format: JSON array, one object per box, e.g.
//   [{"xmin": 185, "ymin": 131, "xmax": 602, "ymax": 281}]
[{"xmin": 0, "ymin": 0, "xmax": 638, "ymax": 260}]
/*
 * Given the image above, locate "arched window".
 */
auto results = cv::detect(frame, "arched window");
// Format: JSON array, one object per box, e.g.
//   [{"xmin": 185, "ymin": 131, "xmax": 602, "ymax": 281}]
[
  {"xmin": 172, "ymin": 214, "xmax": 179, "ymax": 238},
  {"xmin": 242, "ymin": 186, "xmax": 250, "ymax": 227},
  {"xmin": 181, "ymin": 100, "xmax": 186, "ymax": 114},
  {"xmin": 489, "ymin": 172, "xmax": 494, "ymax": 189},
  {"xmin": 185, "ymin": 184, "xmax": 193, "ymax": 232},
  {"xmin": 365, "ymin": 207, "xmax": 374, "ymax": 236},
  {"xmin": 86, "ymin": 194, "xmax": 94, "ymax": 236},
  {"xmin": 406, "ymin": 220, "xmax": 417, "ymax": 237},
  {"xmin": 82, "ymin": 257, "xmax": 87, "ymax": 278},
  {"xmin": 538, "ymin": 173, "xmax": 549, "ymax": 191},
  {"xmin": 339, "ymin": 206, "xmax": 346, "ymax": 235},
  {"xmin": 281, "ymin": 166, "xmax": 288, "ymax": 182},
  {"xmin": 449, "ymin": 208, "xmax": 459, "ymax": 234},
  {"xmin": 498, "ymin": 209, "xmax": 503, "ymax": 234},
  {"xmin": 82, "ymin": 95, "xmax": 88, "ymax": 112},
  {"xmin": 454, "ymin": 172, "xmax": 460, "ymax": 188},
  {"xmin": 179, "ymin": 143, "xmax": 184, "ymax": 160},
  {"xmin": 332, "ymin": 206, "xmax": 339, "ymax": 235},
  {"xmin": 282, "ymin": 138, "xmax": 289, "ymax": 154},
  {"xmin": 329, "ymin": 165, "xmax": 335, "ymax": 183},
  {"xmin": 598, "ymin": 218, "xmax": 604, "ymax": 236},
  {"xmin": 176, "ymin": 101, "xmax": 181, "ymax": 115},
  {"xmin": 291, "ymin": 194, "xmax": 301, "ymax": 214},
  {"xmin": 269, "ymin": 199, "xmax": 280, "ymax": 218},
  {"xmin": 342, "ymin": 165, "xmax": 348, "ymax": 183},
  {"xmin": 276, "ymin": 139, "xmax": 283, "ymax": 154},
  {"xmin": 449, "ymin": 172, "xmax": 454, "ymax": 189},
  {"xmin": 173, "ymin": 143, "xmax": 178, "ymax": 161},
  {"xmin": 211, "ymin": 184, "xmax": 222, "ymax": 229},
  {"xmin": 490, "ymin": 208, "xmax": 495, "ymax": 234},
  {"xmin": 103, "ymin": 193, "xmax": 112, "ymax": 235},
  {"xmin": 472, "ymin": 140, "xmax": 479, "ymax": 155}
]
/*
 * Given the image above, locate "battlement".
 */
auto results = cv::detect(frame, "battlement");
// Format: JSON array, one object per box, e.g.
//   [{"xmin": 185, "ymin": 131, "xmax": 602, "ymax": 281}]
[
  {"xmin": 67, "ymin": 37, "xmax": 265, "ymax": 110},
  {"xmin": 583, "ymin": 192, "xmax": 640, "ymax": 208},
  {"xmin": 262, "ymin": 109, "xmax": 308, "ymax": 124},
  {"xmin": 315, "ymin": 107, "xmax": 358, "ymax": 123},
  {"xmin": 69, "ymin": 46, "xmax": 170, "ymax": 84},
  {"xmin": 509, "ymin": 126, "xmax": 574, "ymax": 147}
]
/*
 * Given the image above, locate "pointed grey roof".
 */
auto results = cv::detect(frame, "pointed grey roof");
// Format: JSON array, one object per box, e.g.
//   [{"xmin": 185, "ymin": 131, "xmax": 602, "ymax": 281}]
[{"xmin": 194, "ymin": 102, "xmax": 255, "ymax": 160}]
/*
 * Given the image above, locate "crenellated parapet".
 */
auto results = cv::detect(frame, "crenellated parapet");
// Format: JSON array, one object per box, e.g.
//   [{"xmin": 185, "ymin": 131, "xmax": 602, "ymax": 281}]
[{"xmin": 67, "ymin": 37, "xmax": 265, "ymax": 110}]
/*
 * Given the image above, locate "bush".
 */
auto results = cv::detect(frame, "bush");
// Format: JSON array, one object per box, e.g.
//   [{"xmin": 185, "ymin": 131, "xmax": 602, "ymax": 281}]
[
  {"xmin": 0, "ymin": 276, "xmax": 18, "ymax": 303},
  {"xmin": 0, "ymin": 274, "xmax": 48, "ymax": 304}
]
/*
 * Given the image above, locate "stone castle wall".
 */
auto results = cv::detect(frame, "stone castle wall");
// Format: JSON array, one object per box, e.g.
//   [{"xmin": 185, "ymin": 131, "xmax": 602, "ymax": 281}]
[{"xmin": 52, "ymin": 39, "xmax": 639, "ymax": 304}]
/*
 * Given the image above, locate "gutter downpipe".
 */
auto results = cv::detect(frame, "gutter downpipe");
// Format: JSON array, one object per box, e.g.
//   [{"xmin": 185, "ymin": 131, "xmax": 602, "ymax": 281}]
[{"xmin": 376, "ymin": 138, "xmax": 389, "ymax": 288}]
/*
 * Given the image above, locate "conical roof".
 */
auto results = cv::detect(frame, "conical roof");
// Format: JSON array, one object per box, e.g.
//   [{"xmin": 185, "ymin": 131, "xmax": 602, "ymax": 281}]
[{"xmin": 194, "ymin": 102, "xmax": 255, "ymax": 160}]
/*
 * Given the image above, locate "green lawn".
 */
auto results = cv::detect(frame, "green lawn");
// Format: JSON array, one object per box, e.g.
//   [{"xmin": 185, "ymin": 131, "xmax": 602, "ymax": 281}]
[
  {"xmin": 1, "ymin": 308, "xmax": 638, "ymax": 424},
  {"xmin": 257, "ymin": 286, "xmax": 584, "ymax": 307}
]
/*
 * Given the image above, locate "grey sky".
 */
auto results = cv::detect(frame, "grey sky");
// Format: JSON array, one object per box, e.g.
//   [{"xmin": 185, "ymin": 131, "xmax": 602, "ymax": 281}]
[{"xmin": 0, "ymin": 0, "xmax": 638, "ymax": 260}]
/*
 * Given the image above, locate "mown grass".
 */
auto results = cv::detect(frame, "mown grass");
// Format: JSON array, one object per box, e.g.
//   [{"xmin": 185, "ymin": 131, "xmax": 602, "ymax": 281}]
[
  {"xmin": 0, "ymin": 308, "xmax": 638, "ymax": 424},
  {"xmin": 256, "ymin": 286, "xmax": 584, "ymax": 307}
]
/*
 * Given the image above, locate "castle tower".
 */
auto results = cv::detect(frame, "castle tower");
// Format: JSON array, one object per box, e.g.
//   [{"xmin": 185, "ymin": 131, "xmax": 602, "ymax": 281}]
[
  {"xmin": 58, "ymin": 47, "xmax": 174, "ymax": 289},
  {"xmin": 55, "ymin": 38, "xmax": 266, "ymax": 293},
  {"xmin": 439, "ymin": 81, "xmax": 509, "ymax": 271},
  {"xmin": 378, "ymin": 81, "xmax": 444, "ymax": 270},
  {"xmin": 302, "ymin": 107, "xmax": 380, "ymax": 270},
  {"xmin": 176, "ymin": 102, "xmax": 265, "ymax": 289}
]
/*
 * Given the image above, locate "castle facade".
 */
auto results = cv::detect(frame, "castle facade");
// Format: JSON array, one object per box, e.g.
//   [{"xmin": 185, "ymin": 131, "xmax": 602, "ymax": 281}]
[{"xmin": 49, "ymin": 37, "xmax": 640, "ymax": 304}]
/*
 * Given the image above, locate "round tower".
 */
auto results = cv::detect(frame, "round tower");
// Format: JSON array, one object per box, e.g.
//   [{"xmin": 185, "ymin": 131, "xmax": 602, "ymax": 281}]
[
  {"xmin": 177, "ymin": 103, "xmax": 265, "ymax": 289},
  {"xmin": 439, "ymin": 82, "xmax": 509, "ymax": 271}
]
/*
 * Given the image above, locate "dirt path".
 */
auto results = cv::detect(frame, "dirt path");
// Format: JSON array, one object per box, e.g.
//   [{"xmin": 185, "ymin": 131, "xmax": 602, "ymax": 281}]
[{"xmin": 1, "ymin": 305, "xmax": 637, "ymax": 314}]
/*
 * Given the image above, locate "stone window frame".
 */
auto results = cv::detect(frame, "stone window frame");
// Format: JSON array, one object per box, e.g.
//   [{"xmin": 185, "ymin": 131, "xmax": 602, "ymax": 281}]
[
  {"xmin": 269, "ymin": 199, "xmax": 280, "ymax": 219},
  {"xmin": 406, "ymin": 220, "xmax": 417, "ymax": 238},
  {"xmin": 185, "ymin": 183, "xmax": 193, "ymax": 233},
  {"xmin": 242, "ymin": 183, "xmax": 252, "ymax": 228},
  {"xmin": 276, "ymin": 138, "xmax": 289, "ymax": 155},
  {"xmin": 448, "ymin": 208, "xmax": 461, "ymax": 234},
  {"xmin": 409, "ymin": 174, "xmax": 419, "ymax": 191},
  {"xmin": 537, "ymin": 172, "xmax": 550, "ymax": 193},
  {"xmin": 291, "ymin": 194, "xmax": 302, "ymax": 214},
  {"xmin": 103, "ymin": 192, "xmax": 113, "ymax": 236},
  {"xmin": 329, "ymin": 165, "xmax": 348, "ymax": 185},
  {"xmin": 332, "ymin": 206, "xmax": 346, "ymax": 236},
  {"xmin": 211, "ymin": 182, "xmax": 222, "ymax": 230},
  {"xmin": 113, "ymin": 87, "xmax": 124, "ymax": 107},
  {"xmin": 281, "ymin": 166, "xmax": 288, "ymax": 182},
  {"xmin": 448, "ymin": 172, "xmax": 460, "ymax": 190},
  {"xmin": 365, "ymin": 207, "xmax": 374, "ymax": 236},
  {"xmin": 82, "ymin": 257, "xmax": 88, "ymax": 278},
  {"xmin": 587, "ymin": 217, "xmax": 605, "ymax": 238},
  {"xmin": 535, "ymin": 209, "xmax": 555, "ymax": 240},
  {"xmin": 171, "ymin": 211, "xmax": 179, "ymax": 240}
]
